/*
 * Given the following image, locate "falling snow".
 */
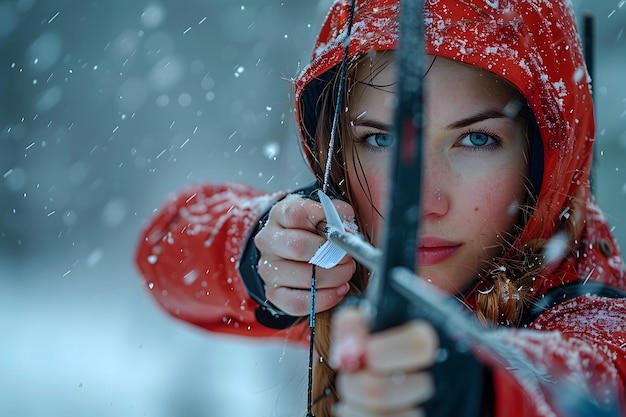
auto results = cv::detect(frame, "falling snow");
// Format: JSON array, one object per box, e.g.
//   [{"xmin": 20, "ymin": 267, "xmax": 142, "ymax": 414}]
[{"xmin": 1, "ymin": 0, "xmax": 624, "ymax": 416}]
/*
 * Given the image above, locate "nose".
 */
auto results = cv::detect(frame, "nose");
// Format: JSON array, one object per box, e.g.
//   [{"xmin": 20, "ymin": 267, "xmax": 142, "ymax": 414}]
[{"xmin": 420, "ymin": 152, "xmax": 450, "ymax": 218}]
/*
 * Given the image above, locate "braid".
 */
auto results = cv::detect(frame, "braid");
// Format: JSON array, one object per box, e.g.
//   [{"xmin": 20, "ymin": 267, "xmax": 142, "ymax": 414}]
[
  {"xmin": 474, "ymin": 250, "xmax": 544, "ymax": 325},
  {"xmin": 474, "ymin": 189, "xmax": 586, "ymax": 325},
  {"xmin": 311, "ymin": 310, "xmax": 337, "ymax": 417}
]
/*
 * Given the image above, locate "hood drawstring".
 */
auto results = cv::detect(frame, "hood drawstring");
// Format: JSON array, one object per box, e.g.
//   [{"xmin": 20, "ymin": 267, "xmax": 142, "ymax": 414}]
[{"xmin": 321, "ymin": 0, "xmax": 358, "ymax": 193}]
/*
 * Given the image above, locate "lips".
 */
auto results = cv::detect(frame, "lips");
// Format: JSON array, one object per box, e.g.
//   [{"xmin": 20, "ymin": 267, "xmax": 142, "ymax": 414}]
[{"xmin": 417, "ymin": 236, "xmax": 461, "ymax": 266}]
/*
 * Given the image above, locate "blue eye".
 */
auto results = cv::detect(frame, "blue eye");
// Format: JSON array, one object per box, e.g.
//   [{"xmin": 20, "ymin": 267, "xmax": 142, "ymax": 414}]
[
  {"xmin": 365, "ymin": 133, "xmax": 395, "ymax": 148},
  {"xmin": 460, "ymin": 131, "xmax": 497, "ymax": 147}
]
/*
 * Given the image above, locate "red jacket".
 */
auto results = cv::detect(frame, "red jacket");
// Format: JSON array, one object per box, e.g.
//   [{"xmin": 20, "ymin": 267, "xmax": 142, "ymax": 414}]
[
  {"xmin": 135, "ymin": 180, "xmax": 626, "ymax": 416},
  {"xmin": 136, "ymin": 0, "xmax": 626, "ymax": 415},
  {"xmin": 135, "ymin": 183, "xmax": 301, "ymax": 339}
]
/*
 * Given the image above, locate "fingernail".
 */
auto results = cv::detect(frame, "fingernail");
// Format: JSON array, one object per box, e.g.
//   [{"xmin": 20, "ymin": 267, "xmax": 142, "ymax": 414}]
[{"xmin": 330, "ymin": 334, "xmax": 364, "ymax": 371}]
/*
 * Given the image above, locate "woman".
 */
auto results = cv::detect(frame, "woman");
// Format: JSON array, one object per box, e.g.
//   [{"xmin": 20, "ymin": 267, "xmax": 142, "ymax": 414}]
[{"xmin": 135, "ymin": 0, "xmax": 626, "ymax": 415}]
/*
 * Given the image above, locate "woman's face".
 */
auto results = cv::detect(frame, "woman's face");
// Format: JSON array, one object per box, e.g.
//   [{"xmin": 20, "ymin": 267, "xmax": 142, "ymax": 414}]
[{"xmin": 345, "ymin": 56, "xmax": 530, "ymax": 294}]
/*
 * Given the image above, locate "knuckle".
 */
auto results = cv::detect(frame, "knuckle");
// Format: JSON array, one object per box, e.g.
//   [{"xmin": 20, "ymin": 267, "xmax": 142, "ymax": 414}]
[
  {"xmin": 334, "ymin": 200, "xmax": 356, "ymax": 221},
  {"xmin": 328, "ymin": 261, "xmax": 356, "ymax": 283},
  {"xmin": 279, "ymin": 196, "xmax": 322, "ymax": 229},
  {"xmin": 315, "ymin": 289, "xmax": 341, "ymax": 311},
  {"xmin": 256, "ymin": 259, "xmax": 276, "ymax": 283},
  {"xmin": 284, "ymin": 235, "xmax": 314, "ymax": 259},
  {"xmin": 281, "ymin": 201, "xmax": 310, "ymax": 228},
  {"xmin": 263, "ymin": 284, "xmax": 277, "ymax": 299},
  {"xmin": 408, "ymin": 322, "xmax": 439, "ymax": 366},
  {"xmin": 344, "ymin": 259, "xmax": 357, "ymax": 275},
  {"xmin": 264, "ymin": 287, "xmax": 286, "ymax": 312},
  {"xmin": 288, "ymin": 292, "xmax": 311, "ymax": 316},
  {"xmin": 266, "ymin": 285, "xmax": 312, "ymax": 317},
  {"xmin": 256, "ymin": 257, "xmax": 269, "ymax": 274},
  {"xmin": 254, "ymin": 223, "xmax": 274, "ymax": 251}
]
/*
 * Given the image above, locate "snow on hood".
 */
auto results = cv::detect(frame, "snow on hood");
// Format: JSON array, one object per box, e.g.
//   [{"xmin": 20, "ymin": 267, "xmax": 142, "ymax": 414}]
[{"xmin": 294, "ymin": 0, "xmax": 625, "ymax": 299}]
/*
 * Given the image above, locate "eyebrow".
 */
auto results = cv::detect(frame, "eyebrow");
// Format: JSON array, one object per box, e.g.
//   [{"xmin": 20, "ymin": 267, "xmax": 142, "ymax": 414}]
[
  {"xmin": 353, "ymin": 109, "xmax": 516, "ymax": 132},
  {"xmin": 445, "ymin": 109, "xmax": 510, "ymax": 130},
  {"xmin": 351, "ymin": 118, "xmax": 391, "ymax": 132}
]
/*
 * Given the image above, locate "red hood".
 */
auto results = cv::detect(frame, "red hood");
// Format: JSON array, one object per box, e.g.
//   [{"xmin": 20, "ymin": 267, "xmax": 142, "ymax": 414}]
[{"xmin": 294, "ymin": 0, "xmax": 626, "ymax": 299}]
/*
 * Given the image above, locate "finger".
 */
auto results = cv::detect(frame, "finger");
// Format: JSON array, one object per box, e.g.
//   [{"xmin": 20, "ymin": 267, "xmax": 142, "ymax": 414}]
[
  {"xmin": 316, "ymin": 200, "xmax": 358, "ymax": 235},
  {"xmin": 258, "ymin": 257, "xmax": 355, "ymax": 290},
  {"xmin": 256, "ymin": 227, "xmax": 327, "ymax": 262},
  {"xmin": 333, "ymin": 401, "xmax": 424, "ymax": 417},
  {"xmin": 367, "ymin": 321, "xmax": 439, "ymax": 373},
  {"xmin": 256, "ymin": 223, "xmax": 356, "ymax": 267},
  {"xmin": 330, "ymin": 306, "xmax": 370, "ymax": 371},
  {"xmin": 336, "ymin": 370, "xmax": 434, "ymax": 412},
  {"xmin": 271, "ymin": 194, "xmax": 356, "ymax": 231},
  {"xmin": 331, "ymin": 198, "xmax": 356, "ymax": 225},
  {"xmin": 265, "ymin": 285, "xmax": 351, "ymax": 316},
  {"xmin": 271, "ymin": 196, "xmax": 325, "ymax": 231}
]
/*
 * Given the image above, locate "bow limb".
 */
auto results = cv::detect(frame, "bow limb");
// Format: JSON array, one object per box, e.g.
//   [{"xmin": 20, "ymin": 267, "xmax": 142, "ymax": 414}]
[{"xmin": 366, "ymin": 0, "xmax": 426, "ymax": 333}]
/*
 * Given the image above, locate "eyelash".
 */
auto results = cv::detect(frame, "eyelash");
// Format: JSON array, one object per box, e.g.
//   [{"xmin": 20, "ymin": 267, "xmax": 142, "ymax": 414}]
[
  {"xmin": 456, "ymin": 128, "xmax": 503, "ymax": 152},
  {"xmin": 355, "ymin": 128, "xmax": 503, "ymax": 153},
  {"xmin": 354, "ymin": 130, "xmax": 394, "ymax": 153}
]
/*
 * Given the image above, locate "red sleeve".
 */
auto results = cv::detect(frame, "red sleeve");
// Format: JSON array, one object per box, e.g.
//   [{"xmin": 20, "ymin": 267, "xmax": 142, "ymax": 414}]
[
  {"xmin": 135, "ymin": 182, "xmax": 307, "ymax": 341},
  {"xmin": 483, "ymin": 295, "xmax": 626, "ymax": 416}
]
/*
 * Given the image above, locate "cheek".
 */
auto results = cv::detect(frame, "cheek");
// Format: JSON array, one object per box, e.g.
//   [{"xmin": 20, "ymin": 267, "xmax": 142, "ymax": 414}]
[
  {"xmin": 471, "ymin": 169, "xmax": 527, "ymax": 239},
  {"xmin": 346, "ymin": 156, "xmax": 389, "ymax": 241}
]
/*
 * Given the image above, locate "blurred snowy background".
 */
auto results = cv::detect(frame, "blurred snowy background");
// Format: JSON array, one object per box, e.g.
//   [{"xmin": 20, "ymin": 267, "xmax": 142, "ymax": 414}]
[{"xmin": 0, "ymin": 1, "xmax": 624, "ymax": 416}]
